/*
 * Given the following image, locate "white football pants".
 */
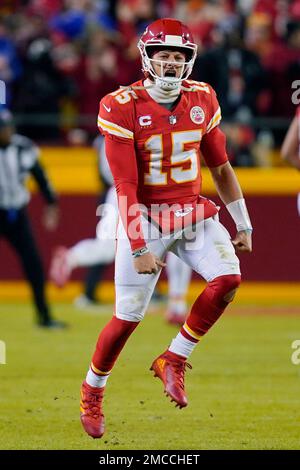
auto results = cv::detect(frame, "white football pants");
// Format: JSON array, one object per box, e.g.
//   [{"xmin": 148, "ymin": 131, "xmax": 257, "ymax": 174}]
[
  {"xmin": 115, "ymin": 215, "xmax": 241, "ymax": 322},
  {"xmin": 68, "ymin": 186, "xmax": 192, "ymax": 303}
]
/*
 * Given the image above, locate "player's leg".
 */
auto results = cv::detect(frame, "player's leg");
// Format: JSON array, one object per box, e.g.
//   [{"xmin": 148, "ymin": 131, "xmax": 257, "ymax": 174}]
[
  {"xmin": 166, "ymin": 252, "xmax": 192, "ymax": 325},
  {"xmin": 50, "ymin": 238, "xmax": 115, "ymax": 288},
  {"xmin": 80, "ymin": 218, "xmax": 166, "ymax": 438},
  {"xmin": 70, "ymin": 238, "xmax": 116, "ymax": 267},
  {"xmin": 151, "ymin": 216, "xmax": 241, "ymax": 407},
  {"xmin": 87, "ymin": 223, "xmax": 165, "ymax": 384},
  {"xmin": 79, "ymin": 263, "xmax": 106, "ymax": 306},
  {"xmin": 73, "ymin": 237, "xmax": 115, "ymax": 305},
  {"xmin": 171, "ymin": 217, "xmax": 241, "ymax": 351}
]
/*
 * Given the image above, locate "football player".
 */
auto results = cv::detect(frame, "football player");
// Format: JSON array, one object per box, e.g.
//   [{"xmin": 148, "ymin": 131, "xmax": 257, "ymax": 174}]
[
  {"xmin": 281, "ymin": 105, "xmax": 300, "ymax": 215},
  {"xmin": 79, "ymin": 18, "xmax": 252, "ymax": 439}
]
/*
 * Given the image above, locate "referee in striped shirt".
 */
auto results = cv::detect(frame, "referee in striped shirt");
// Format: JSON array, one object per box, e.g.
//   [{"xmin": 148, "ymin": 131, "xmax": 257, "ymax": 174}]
[{"xmin": 0, "ymin": 110, "xmax": 66, "ymax": 328}]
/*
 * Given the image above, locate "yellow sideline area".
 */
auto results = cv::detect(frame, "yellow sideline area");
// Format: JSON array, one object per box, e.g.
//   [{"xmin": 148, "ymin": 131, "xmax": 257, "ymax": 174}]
[
  {"xmin": 27, "ymin": 147, "xmax": 300, "ymax": 195},
  {"xmin": 0, "ymin": 281, "xmax": 299, "ymax": 305}
]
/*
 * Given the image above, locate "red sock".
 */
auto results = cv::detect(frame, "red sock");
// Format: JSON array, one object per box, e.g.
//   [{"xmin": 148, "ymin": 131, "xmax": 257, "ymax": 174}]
[
  {"xmin": 91, "ymin": 316, "xmax": 139, "ymax": 374},
  {"xmin": 181, "ymin": 274, "xmax": 241, "ymax": 341}
]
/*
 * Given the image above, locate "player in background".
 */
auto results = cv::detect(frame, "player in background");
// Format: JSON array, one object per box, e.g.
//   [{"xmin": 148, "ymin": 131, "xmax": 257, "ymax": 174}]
[
  {"xmin": 79, "ymin": 18, "xmax": 252, "ymax": 439},
  {"xmin": 50, "ymin": 136, "xmax": 192, "ymax": 325},
  {"xmin": 0, "ymin": 109, "xmax": 66, "ymax": 328},
  {"xmin": 281, "ymin": 105, "xmax": 300, "ymax": 215}
]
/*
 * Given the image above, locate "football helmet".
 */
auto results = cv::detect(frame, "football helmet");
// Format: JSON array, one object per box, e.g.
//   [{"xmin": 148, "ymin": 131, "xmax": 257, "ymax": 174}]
[{"xmin": 138, "ymin": 18, "xmax": 197, "ymax": 90}]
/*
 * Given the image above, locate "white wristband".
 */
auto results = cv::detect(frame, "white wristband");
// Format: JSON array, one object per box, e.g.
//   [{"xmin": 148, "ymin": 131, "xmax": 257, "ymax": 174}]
[{"xmin": 226, "ymin": 198, "xmax": 253, "ymax": 232}]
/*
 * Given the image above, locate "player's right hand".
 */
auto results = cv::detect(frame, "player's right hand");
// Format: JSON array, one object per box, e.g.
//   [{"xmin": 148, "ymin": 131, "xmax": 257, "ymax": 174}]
[
  {"xmin": 133, "ymin": 251, "xmax": 166, "ymax": 275},
  {"xmin": 232, "ymin": 230, "xmax": 252, "ymax": 252}
]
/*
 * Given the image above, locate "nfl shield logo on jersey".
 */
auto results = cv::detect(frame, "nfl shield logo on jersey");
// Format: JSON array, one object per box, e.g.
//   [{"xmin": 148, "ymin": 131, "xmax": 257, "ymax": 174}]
[
  {"xmin": 169, "ymin": 115, "xmax": 177, "ymax": 125},
  {"xmin": 190, "ymin": 106, "xmax": 205, "ymax": 124}
]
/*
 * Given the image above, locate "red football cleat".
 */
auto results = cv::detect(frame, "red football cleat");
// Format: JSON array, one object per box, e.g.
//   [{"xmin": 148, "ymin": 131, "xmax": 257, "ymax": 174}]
[
  {"xmin": 150, "ymin": 351, "xmax": 192, "ymax": 408},
  {"xmin": 49, "ymin": 246, "xmax": 71, "ymax": 288},
  {"xmin": 80, "ymin": 381, "xmax": 105, "ymax": 439},
  {"xmin": 165, "ymin": 310, "xmax": 187, "ymax": 326}
]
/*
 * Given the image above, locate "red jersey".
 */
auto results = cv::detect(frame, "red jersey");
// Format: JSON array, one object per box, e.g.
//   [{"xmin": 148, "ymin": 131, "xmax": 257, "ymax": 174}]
[{"xmin": 98, "ymin": 79, "xmax": 228, "ymax": 250}]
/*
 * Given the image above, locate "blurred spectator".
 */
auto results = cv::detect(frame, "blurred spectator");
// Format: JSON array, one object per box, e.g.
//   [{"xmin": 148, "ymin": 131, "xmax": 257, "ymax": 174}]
[
  {"xmin": 0, "ymin": 18, "xmax": 22, "ymax": 106},
  {"xmin": 114, "ymin": 0, "xmax": 157, "ymax": 83},
  {"xmin": 0, "ymin": 0, "xmax": 297, "ymax": 163},
  {"xmin": 49, "ymin": 5, "xmax": 87, "ymax": 40},
  {"xmin": 194, "ymin": 14, "xmax": 266, "ymax": 119},
  {"xmin": 13, "ymin": 12, "xmax": 49, "ymax": 53},
  {"xmin": 13, "ymin": 38, "xmax": 74, "ymax": 140},
  {"xmin": 263, "ymin": 20, "xmax": 300, "ymax": 118},
  {"xmin": 178, "ymin": 0, "xmax": 231, "ymax": 51},
  {"xmin": 221, "ymin": 121, "xmax": 256, "ymax": 166},
  {"xmin": 71, "ymin": 31, "xmax": 120, "ymax": 137},
  {"xmin": 0, "ymin": 0, "xmax": 20, "ymax": 16},
  {"xmin": 244, "ymin": 12, "xmax": 273, "ymax": 61}
]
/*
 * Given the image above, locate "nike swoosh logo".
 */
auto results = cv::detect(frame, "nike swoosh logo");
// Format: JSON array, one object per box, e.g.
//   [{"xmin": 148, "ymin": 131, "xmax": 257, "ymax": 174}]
[
  {"xmin": 175, "ymin": 207, "xmax": 194, "ymax": 217},
  {"xmin": 103, "ymin": 104, "xmax": 111, "ymax": 112}
]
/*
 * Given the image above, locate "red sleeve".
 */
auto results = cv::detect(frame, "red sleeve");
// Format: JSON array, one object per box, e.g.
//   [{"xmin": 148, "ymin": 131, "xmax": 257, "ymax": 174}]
[
  {"xmin": 205, "ymin": 85, "xmax": 222, "ymax": 135},
  {"xmin": 200, "ymin": 126, "xmax": 229, "ymax": 168},
  {"xmin": 104, "ymin": 134, "xmax": 146, "ymax": 251},
  {"xmin": 97, "ymin": 91, "xmax": 145, "ymax": 251},
  {"xmin": 98, "ymin": 91, "xmax": 135, "ymax": 138}
]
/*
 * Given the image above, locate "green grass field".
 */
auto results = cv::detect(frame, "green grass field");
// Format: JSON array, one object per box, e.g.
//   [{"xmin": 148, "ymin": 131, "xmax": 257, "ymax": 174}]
[{"xmin": 0, "ymin": 301, "xmax": 300, "ymax": 450}]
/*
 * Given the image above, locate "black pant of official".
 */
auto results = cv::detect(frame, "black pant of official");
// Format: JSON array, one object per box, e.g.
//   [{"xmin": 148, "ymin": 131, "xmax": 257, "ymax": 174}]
[
  {"xmin": 0, "ymin": 207, "xmax": 51, "ymax": 324},
  {"xmin": 84, "ymin": 263, "xmax": 106, "ymax": 301}
]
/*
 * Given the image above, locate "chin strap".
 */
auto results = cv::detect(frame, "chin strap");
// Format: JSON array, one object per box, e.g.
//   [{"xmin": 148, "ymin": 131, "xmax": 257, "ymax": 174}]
[
  {"xmin": 120, "ymin": 79, "xmax": 197, "ymax": 105},
  {"xmin": 120, "ymin": 81, "xmax": 197, "ymax": 93},
  {"xmin": 119, "ymin": 84, "xmax": 154, "ymax": 90}
]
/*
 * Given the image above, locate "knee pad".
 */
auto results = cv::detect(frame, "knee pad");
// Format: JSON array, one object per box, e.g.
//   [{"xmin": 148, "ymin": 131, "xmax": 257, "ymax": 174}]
[{"xmin": 208, "ymin": 274, "xmax": 241, "ymax": 305}]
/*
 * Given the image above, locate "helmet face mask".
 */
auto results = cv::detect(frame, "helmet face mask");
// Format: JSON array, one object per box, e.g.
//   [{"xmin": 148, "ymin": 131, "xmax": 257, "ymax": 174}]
[{"xmin": 138, "ymin": 18, "xmax": 198, "ymax": 90}]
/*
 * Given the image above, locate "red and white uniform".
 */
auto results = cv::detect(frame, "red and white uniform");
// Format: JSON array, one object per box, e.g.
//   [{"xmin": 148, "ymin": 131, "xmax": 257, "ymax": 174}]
[
  {"xmin": 98, "ymin": 79, "xmax": 240, "ymax": 322},
  {"xmin": 98, "ymin": 79, "xmax": 227, "ymax": 250}
]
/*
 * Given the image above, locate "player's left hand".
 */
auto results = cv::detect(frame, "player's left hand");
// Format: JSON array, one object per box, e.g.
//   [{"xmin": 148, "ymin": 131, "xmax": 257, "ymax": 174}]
[
  {"xmin": 43, "ymin": 204, "xmax": 60, "ymax": 231},
  {"xmin": 232, "ymin": 230, "xmax": 252, "ymax": 252}
]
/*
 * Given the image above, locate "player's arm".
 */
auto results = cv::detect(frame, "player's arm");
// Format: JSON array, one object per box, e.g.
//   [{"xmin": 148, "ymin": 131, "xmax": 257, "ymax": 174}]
[
  {"xmin": 31, "ymin": 161, "xmax": 57, "ymax": 205},
  {"xmin": 30, "ymin": 158, "xmax": 59, "ymax": 231},
  {"xmin": 281, "ymin": 115, "xmax": 300, "ymax": 170},
  {"xmin": 98, "ymin": 95, "xmax": 165, "ymax": 274},
  {"xmin": 104, "ymin": 135, "xmax": 165, "ymax": 274},
  {"xmin": 201, "ymin": 127, "xmax": 253, "ymax": 252}
]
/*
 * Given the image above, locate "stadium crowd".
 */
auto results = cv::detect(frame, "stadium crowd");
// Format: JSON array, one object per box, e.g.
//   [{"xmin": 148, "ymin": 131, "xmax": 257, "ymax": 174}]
[{"xmin": 0, "ymin": 0, "xmax": 300, "ymax": 165}]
